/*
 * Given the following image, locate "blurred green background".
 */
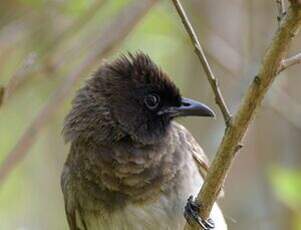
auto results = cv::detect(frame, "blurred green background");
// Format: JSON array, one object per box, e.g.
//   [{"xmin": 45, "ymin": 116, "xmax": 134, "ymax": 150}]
[{"xmin": 0, "ymin": 0, "xmax": 301, "ymax": 229}]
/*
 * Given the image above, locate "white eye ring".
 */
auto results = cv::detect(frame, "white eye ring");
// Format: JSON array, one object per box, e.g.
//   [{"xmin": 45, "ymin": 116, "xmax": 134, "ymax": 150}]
[{"xmin": 144, "ymin": 94, "xmax": 160, "ymax": 110}]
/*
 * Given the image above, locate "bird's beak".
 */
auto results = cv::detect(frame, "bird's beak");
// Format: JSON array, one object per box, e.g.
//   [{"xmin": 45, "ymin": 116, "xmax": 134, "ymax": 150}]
[{"xmin": 163, "ymin": 97, "xmax": 215, "ymax": 118}]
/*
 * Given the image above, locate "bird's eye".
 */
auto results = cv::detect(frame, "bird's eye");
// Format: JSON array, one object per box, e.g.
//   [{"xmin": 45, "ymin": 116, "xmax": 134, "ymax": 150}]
[{"xmin": 144, "ymin": 94, "xmax": 160, "ymax": 110}]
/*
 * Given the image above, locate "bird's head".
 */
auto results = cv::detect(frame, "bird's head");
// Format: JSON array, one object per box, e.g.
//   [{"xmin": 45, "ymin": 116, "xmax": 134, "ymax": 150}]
[{"xmin": 63, "ymin": 53, "xmax": 215, "ymax": 145}]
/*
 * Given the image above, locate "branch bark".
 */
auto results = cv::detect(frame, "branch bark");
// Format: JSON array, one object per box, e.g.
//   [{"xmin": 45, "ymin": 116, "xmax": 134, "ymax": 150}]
[
  {"xmin": 278, "ymin": 52, "xmax": 301, "ymax": 72},
  {"xmin": 276, "ymin": 0, "xmax": 286, "ymax": 25},
  {"xmin": 171, "ymin": 0, "xmax": 232, "ymax": 125},
  {"xmin": 182, "ymin": 1, "xmax": 301, "ymax": 230},
  {"xmin": 0, "ymin": 0, "xmax": 158, "ymax": 186}
]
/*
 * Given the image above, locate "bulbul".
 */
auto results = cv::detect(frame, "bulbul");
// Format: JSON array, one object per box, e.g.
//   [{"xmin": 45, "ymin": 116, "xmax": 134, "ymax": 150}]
[{"xmin": 61, "ymin": 53, "xmax": 227, "ymax": 230}]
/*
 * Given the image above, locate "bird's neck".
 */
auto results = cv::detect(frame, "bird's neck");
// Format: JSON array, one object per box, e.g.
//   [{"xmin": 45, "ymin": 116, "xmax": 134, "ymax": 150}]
[{"xmin": 69, "ymin": 122, "xmax": 184, "ymax": 204}]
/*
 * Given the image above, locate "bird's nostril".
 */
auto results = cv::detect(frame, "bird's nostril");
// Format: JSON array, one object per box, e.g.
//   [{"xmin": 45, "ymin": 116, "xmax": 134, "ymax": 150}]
[{"xmin": 182, "ymin": 102, "xmax": 190, "ymax": 107}]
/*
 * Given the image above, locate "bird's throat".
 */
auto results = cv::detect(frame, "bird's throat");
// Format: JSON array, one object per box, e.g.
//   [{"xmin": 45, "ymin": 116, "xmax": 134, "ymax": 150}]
[{"xmin": 69, "ymin": 123, "xmax": 184, "ymax": 205}]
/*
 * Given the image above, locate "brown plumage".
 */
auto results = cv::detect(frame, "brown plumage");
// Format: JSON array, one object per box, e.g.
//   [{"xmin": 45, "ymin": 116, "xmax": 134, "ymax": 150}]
[{"xmin": 61, "ymin": 53, "xmax": 227, "ymax": 230}]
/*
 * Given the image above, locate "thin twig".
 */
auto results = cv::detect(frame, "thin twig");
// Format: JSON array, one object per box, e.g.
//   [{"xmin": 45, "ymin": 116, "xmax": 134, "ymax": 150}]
[
  {"xmin": 276, "ymin": 0, "xmax": 286, "ymax": 25},
  {"xmin": 183, "ymin": 2, "xmax": 301, "ymax": 229},
  {"xmin": 278, "ymin": 52, "xmax": 301, "ymax": 72},
  {"xmin": 1, "ymin": 0, "xmax": 106, "ymax": 107},
  {"xmin": 171, "ymin": 0, "xmax": 232, "ymax": 125},
  {"xmin": 0, "ymin": 0, "xmax": 158, "ymax": 186}
]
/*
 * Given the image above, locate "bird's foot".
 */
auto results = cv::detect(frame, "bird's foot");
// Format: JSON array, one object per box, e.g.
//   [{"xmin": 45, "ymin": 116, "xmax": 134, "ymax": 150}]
[{"xmin": 184, "ymin": 196, "xmax": 215, "ymax": 230}]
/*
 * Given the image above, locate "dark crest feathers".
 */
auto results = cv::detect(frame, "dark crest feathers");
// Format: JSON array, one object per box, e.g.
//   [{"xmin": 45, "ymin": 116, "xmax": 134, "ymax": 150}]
[
  {"xmin": 63, "ymin": 52, "xmax": 182, "ymax": 144},
  {"xmin": 99, "ymin": 52, "xmax": 181, "ymax": 102}
]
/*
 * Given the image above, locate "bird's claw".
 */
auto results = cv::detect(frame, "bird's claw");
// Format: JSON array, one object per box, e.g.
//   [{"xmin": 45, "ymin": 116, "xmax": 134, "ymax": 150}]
[{"xmin": 184, "ymin": 195, "xmax": 215, "ymax": 230}]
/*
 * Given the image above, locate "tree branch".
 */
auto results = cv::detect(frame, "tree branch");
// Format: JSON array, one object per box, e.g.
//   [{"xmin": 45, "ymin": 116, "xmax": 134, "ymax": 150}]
[
  {"xmin": 0, "ymin": 0, "xmax": 158, "ymax": 186},
  {"xmin": 171, "ymin": 0, "xmax": 232, "ymax": 125},
  {"xmin": 183, "ymin": 1, "xmax": 301, "ymax": 229},
  {"xmin": 276, "ymin": 0, "xmax": 286, "ymax": 25},
  {"xmin": 278, "ymin": 52, "xmax": 301, "ymax": 72}
]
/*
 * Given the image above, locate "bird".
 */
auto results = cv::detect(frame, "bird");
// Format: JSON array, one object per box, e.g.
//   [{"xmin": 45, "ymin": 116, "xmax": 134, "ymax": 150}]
[{"xmin": 61, "ymin": 52, "xmax": 227, "ymax": 230}]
